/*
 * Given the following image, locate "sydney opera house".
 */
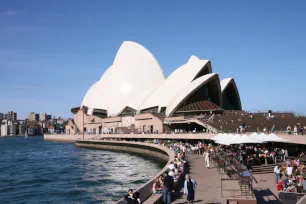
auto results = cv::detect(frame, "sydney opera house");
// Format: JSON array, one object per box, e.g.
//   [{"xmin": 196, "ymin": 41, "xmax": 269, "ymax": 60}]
[{"xmin": 67, "ymin": 41, "xmax": 242, "ymax": 134}]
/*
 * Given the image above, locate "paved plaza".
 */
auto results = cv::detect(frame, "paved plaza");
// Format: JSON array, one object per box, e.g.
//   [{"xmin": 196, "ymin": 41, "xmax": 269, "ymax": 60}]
[
  {"xmin": 172, "ymin": 154, "xmax": 281, "ymax": 204},
  {"xmin": 173, "ymin": 154, "xmax": 226, "ymax": 204}
]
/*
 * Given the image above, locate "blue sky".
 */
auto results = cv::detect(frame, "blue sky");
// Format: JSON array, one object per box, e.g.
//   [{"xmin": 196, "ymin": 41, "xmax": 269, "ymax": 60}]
[{"xmin": 0, "ymin": 1, "xmax": 305, "ymax": 119}]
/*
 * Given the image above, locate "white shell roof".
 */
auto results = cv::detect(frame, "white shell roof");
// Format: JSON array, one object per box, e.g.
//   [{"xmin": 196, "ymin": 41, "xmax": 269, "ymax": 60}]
[
  {"xmin": 220, "ymin": 78, "xmax": 242, "ymax": 110},
  {"xmin": 138, "ymin": 56, "xmax": 212, "ymax": 111},
  {"xmin": 159, "ymin": 58, "xmax": 212, "ymax": 108},
  {"xmin": 80, "ymin": 41, "xmax": 240, "ymax": 117},
  {"xmin": 187, "ymin": 55, "xmax": 200, "ymax": 63},
  {"xmin": 221, "ymin": 78, "xmax": 234, "ymax": 92},
  {"xmin": 81, "ymin": 41, "xmax": 165, "ymax": 116},
  {"xmin": 81, "ymin": 81, "xmax": 99, "ymax": 109},
  {"xmin": 166, "ymin": 73, "xmax": 221, "ymax": 116}
]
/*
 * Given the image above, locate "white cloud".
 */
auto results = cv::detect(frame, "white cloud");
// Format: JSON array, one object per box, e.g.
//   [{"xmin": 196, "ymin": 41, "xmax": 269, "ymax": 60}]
[{"xmin": 1, "ymin": 9, "xmax": 18, "ymax": 16}]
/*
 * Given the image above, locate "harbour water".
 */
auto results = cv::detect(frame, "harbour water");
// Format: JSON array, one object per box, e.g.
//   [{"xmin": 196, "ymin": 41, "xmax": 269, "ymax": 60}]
[{"xmin": 0, "ymin": 136, "xmax": 163, "ymax": 204}]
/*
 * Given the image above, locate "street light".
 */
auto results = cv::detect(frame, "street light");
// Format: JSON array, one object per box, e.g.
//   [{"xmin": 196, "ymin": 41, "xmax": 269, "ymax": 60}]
[
  {"xmin": 82, "ymin": 108, "xmax": 85, "ymax": 140},
  {"xmin": 80, "ymin": 106, "xmax": 85, "ymax": 140}
]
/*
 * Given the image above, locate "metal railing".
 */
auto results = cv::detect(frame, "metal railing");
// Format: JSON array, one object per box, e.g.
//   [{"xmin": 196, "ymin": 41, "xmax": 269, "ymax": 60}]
[
  {"xmin": 297, "ymin": 194, "xmax": 306, "ymax": 204},
  {"xmin": 221, "ymin": 177, "xmax": 253, "ymax": 199},
  {"xmin": 279, "ymin": 192, "xmax": 306, "ymax": 204},
  {"xmin": 212, "ymin": 151, "xmax": 256, "ymax": 199}
]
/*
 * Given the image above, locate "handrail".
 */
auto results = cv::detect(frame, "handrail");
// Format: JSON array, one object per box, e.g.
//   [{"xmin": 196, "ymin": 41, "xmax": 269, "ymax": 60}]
[
  {"xmin": 221, "ymin": 177, "xmax": 253, "ymax": 199},
  {"xmin": 279, "ymin": 192, "xmax": 306, "ymax": 204},
  {"xmin": 297, "ymin": 194, "xmax": 306, "ymax": 204}
]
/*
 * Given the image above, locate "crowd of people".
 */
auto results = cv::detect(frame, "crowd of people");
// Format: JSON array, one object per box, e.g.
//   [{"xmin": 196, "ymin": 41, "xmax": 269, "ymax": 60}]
[
  {"xmin": 123, "ymin": 140, "xmax": 202, "ymax": 204},
  {"xmin": 286, "ymin": 124, "xmax": 305, "ymax": 135},
  {"xmin": 200, "ymin": 110, "xmax": 306, "ymax": 134},
  {"xmin": 275, "ymin": 159, "xmax": 306, "ymax": 193},
  {"xmin": 85, "ymin": 137, "xmax": 306, "ymax": 203},
  {"xmin": 154, "ymin": 142, "xmax": 191, "ymax": 204}
]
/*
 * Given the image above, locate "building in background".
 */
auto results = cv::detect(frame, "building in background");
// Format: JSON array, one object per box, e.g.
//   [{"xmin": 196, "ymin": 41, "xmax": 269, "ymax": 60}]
[
  {"xmin": 40, "ymin": 113, "xmax": 52, "ymax": 121},
  {"xmin": 1, "ymin": 120, "xmax": 9, "ymax": 136},
  {"xmin": 48, "ymin": 126, "xmax": 55, "ymax": 134},
  {"xmin": 9, "ymin": 123, "xmax": 17, "ymax": 136},
  {"xmin": 56, "ymin": 118, "xmax": 64, "ymax": 125},
  {"xmin": 10, "ymin": 111, "xmax": 17, "ymax": 121},
  {"xmin": 0, "ymin": 111, "xmax": 66, "ymax": 136},
  {"xmin": 2, "ymin": 111, "xmax": 17, "ymax": 121},
  {"xmin": 41, "ymin": 113, "xmax": 47, "ymax": 121},
  {"xmin": 28, "ymin": 112, "xmax": 39, "ymax": 121}
]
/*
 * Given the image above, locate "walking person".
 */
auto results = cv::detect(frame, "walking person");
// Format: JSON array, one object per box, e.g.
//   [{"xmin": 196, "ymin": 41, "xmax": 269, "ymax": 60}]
[
  {"xmin": 162, "ymin": 172, "xmax": 174, "ymax": 204},
  {"xmin": 184, "ymin": 174, "xmax": 197, "ymax": 204},
  {"xmin": 203, "ymin": 150, "xmax": 210, "ymax": 168},
  {"xmin": 274, "ymin": 165, "xmax": 281, "ymax": 184}
]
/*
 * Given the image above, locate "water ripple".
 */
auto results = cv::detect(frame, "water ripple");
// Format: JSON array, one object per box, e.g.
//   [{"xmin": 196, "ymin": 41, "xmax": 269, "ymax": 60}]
[{"xmin": 0, "ymin": 136, "xmax": 164, "ymax": 203}]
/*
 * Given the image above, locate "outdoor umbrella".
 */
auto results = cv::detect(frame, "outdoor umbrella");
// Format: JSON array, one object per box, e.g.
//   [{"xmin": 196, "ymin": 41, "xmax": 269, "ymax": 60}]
[
  {"xmin": 267, "ymin": 133, "xmax": 288, "ymax": 142},
  {"xmin": 211, "ymin": 133, "xmax": 225, "ymax": 141},
  {"xmin": 230, "ymin": 134, "xmax": 262, "ymax": 144},
  {"xmin": 249, "ymin": 132, "xmax": 267, "ymax": 142},
  {"xmin": 215, "ymin": 134, "xmax": 240, "ymax": 145}
]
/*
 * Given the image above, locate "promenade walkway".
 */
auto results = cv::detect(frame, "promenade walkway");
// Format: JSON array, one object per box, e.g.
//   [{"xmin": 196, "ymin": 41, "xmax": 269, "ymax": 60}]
[{"xmin": 173, "ymin": 154, "xmax": 226, "ymax": 204}]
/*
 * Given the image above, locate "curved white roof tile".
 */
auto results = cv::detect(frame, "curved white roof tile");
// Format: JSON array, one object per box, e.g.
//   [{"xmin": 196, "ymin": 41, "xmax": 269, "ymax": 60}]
[
  {"xmin": 187, "ymin": 55, "xmax": 200, "ymax": 63},
  {"xmin": 84, "ymin": 41, "xmax": 166, "ymax": 116},
  {"xmin": 166, "ymin": 73, "xmax": 221, "ymax": 116},
  {"xmin": 159, "ymin": 59, "xmax": 212, "ymax": 108},
  {"xmin": 81, "ymin": 81, "xmax": 100, "ymax": 109},
  {"xmin": 221, "ymin": 78, "xmax": 233, "ymax": 92},
  {"xmin": 220, "ymin": 78, "xmax": 242, "ymax": 110},
  {"xmin": 138, "ymin": 83, "xmax": 164, "ymax": 111}
]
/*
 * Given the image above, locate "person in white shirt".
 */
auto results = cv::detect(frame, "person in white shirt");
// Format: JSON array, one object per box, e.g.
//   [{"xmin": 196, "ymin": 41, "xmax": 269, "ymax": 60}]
[
  {"xmin": 168, "ymin": 162, "xmax": 174, "ymax": 170},
  {"xmin": 286, "ymin": 165, "xmax": 293, "ymax": 176},
  {"xmin": 274, "ymin": 165, "xmax": 281, "ymax": 184},
  {"xmin": 168, "ymin": 169, "xmax": 175, "ymax": 180},
  {"xmin": 203, "ymin": 151, "xmax": 210, "ymax": 168}
]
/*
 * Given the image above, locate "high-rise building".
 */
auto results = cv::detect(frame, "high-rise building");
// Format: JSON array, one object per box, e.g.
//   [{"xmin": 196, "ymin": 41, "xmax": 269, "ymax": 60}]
[
  {"xmin": 1, "ymin": 120, "xmax": 9, "ymax": 136},
  {"xmin": 28, "ymin": 112, "xmax": 39, "ymax": 121},
  {"xmin": 41, "ymin": 113, "xmax": 47, "ymax": 121},
  {"xmin": 47, "ymin": 115, "xmax": 52, "ymax": 120},
  {"xmin": 10, "ymin": 111, "xmax": 17, "ymax": 121},
  {"xmin": 2, "ymin": 111, "xmax": 17, "ymax": 121},
  {"xmin": 40, "ymin": 113, "xmax": 52, "ymax": 121}
]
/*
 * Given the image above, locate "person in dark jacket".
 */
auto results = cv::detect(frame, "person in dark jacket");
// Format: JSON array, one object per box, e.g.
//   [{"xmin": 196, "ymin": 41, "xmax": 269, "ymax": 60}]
[
  {"xmin": 127, "ymin": 191, "xmax": 141, "ymax": 204},
  {"xmin": 124, "ymin": 189, "xmax": 133, "ymax": 201},
  {"xmin": 163, "ymin": 172, "xmax": 174, "ymax": 204}
]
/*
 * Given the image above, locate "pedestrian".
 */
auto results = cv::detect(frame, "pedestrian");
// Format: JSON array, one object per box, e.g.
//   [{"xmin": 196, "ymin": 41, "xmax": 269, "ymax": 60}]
[
  {"xmin": 184, "ymin": 174, "xmax": 197, "ymax": 204},
  {"xmin": 274, "ymin": 165, "xmax": 281, "ymax": 184},
  {"xmin": 124, "ymin": 189, "xmax": 134, "ymax": 201},
  {"xmin": 163, "ymin": 172, "xmax": 174, "ymax": 204},
  {"xmin": 203, "ymin": 150, "xmax": 210, "ymax": 168}
]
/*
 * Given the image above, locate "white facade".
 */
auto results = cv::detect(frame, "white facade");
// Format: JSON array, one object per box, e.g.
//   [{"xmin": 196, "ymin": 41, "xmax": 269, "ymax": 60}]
[
  {"xmin": 1, "ymin": 120, "xmax": 9, "ymax": 136},
  {"xmin": 81, "ymin": 41, "xmax": 241, "ymax": 117}
]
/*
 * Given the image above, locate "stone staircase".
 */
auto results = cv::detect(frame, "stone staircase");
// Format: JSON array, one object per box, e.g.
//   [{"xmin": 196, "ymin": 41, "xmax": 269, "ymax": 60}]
[{"xmin": 250, "ymin": 163, "xmax": 280, "ymax": 175}]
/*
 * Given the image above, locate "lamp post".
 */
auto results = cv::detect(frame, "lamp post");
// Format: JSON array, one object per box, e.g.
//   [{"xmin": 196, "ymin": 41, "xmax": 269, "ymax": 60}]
[{"xmin": 82, "ymin": 108, "xmax": 85, "ymax": 140}]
